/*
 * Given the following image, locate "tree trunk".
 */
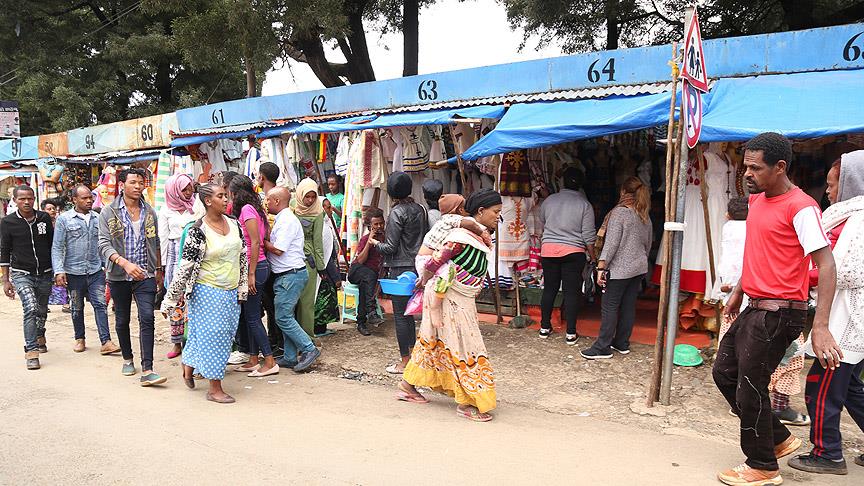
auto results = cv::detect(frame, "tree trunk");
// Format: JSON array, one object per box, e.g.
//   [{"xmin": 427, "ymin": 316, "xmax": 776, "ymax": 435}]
[
  {"xmin": 245, "ymin": 54, "xmax": 257, "ymax": 98},
  {"xmin": 345, "ymin": 0, "xmax": 376, "ymax": 82},
  {"xmin": 778, "ymin": 0, "xmax": 813, "ymax": 30},
  {"xmin": 294, "ymin": 34, "xmax": 348, "ymax": 87},
  {"xmin": 403, "ymin": 0, "xmax": 419, "ymax": 76},
  {"xmin": 155, "ymin": 61, "xmax": 173, "ymax": 106},
  {"xmin": 605, "ymin": 0, "xmax": 619, "ymax": 49}
]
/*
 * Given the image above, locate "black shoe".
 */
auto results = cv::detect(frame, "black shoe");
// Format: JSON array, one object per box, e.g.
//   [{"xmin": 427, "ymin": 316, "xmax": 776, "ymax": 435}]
[
  {"xmin": 294, "ymin": 348, "xmax": 321, "ymax": 372},
  {"xmin": 580, "ymin": 347, "xmax": 613, "ymax": 360},
  {"xmin": 775, "ymin": 407, "xmax": 811, "ymax": 426},
  {"xmin": 356, "ymin": 323, "xmax": 372, "ymax": 336},
  {"xmin": 565, "ymin": 333, "xmax": 579, "ymax": 345},
  {"xmin": 367, "ymin": 313, "xmax": 384, "ymax": 327},
  {"xmin": 788, "ymin": 452, "xmax": 848, "ymax": 475},
  {"xmin": 610, "ymin": 345, "xmax": 631, "ymax": 355},
  {"xmin": 538, "ymin": 327, "xmax": 552, "ymax": 339},
  {"xmin": 855, "ymin": 454, "xmax": 863, "ymax": 467}
]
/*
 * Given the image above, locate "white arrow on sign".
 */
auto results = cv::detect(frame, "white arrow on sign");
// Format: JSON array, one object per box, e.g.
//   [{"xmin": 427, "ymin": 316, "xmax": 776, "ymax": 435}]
[{"xmin": 681, "ymin": 8, "xmax": 709, "ymax": 93}]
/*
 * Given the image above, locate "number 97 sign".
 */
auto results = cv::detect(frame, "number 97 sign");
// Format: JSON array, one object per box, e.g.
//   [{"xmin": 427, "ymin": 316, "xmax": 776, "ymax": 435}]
[{"xmin": 684, "ymin": 81, "xmax": 703, "ymax": 149}]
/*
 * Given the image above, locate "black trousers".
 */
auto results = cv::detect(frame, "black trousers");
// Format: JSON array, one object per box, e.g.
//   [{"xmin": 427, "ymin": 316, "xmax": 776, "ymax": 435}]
[
  {"xmin": 540, "ymin": 253, "xmax": 586, "ymax": 335},
  {"xmin": 348, "ymin": 264, "xmax": 378, "ymax": 326},
  {"xmin": 387, "ymin": 266, "xmax": 416, "ymax": 358},
  {"xmin": 591, "ymin": 274, "xmax": 643, "ymax": 353},
  {"xmin": 712, "ymin": 305, "xmax": 807, "ymax": 471},
  {"xmin": 804, "ymin": 360, "xmax": 864, "ymax": 460},
  {"xmin": 261, "ymin": 272, "xmax": 283, "ymax": 354}
]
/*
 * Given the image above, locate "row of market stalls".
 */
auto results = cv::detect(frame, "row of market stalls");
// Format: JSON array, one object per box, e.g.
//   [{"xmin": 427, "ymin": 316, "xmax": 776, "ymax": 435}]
[{"xmin": 1, "ymin": 22, "xmax": 863, "ymax": 337}]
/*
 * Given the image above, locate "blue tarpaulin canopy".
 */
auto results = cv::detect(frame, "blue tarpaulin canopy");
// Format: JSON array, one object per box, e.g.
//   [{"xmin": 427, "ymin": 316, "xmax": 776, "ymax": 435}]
[
  {"xmin": 170, "ymin": 127, "xmax": 273, "ymax": 147},
  {"xmin": 460, "ymin": 92, "xmax": 672, "ymax": 160},
  {"xmin": 700, "ymin": 69, "xmax": 864, "ymax": 141},
  {"xmin": 260, "ymin": 116, "xmax": 377, "ymax": 138}
]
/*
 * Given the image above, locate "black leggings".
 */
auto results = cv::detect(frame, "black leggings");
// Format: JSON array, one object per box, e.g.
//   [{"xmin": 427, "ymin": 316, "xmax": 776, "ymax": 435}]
[
  {"xmin": 540, "ymin": 253, "xmax": 586, "ymax": 335},
  {"xmin": 388, "ymin": 266, "xmax": 416, "ymax": 357}
]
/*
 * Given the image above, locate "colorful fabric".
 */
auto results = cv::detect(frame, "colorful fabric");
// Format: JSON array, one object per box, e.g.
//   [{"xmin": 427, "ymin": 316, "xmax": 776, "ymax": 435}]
[
  {"xmin": 182, "ymin": 283, "xmax": 240, "ymax": 380},
  {"xmin": 49, "ymin": 285, "xmax": 67, "ymax": 305},
  {"xmin": 154, "ymin": 151, "xmax": 172, "ymax": 212},
  {"xmin": 314, "ymin": 279, "xmax": 339, "ymax": 329},
  {"xmin": 498, "ymin": 151, "xmax": 532, "ymax": 197},
  {"xmin": 499, "ymin": 196, "xmax": 531, "ymax": 262},
  {"xmin": 239, "ymin": 204, "xmax": 267, "ymax": 262},
  {"xmin": 403, "ymin": 277, "xmax": 496, "ymax": 413}
]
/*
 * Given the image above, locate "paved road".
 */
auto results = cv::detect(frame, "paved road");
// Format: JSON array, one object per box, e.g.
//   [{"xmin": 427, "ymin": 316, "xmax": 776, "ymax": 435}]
[{"xmin": 0, "ymin": 299, "xmax": 861, "ymax": 485}]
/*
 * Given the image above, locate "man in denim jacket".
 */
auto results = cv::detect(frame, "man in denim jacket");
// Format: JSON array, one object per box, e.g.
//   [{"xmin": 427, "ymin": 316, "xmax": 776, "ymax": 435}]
[{"xmin": 53, "ymin": 185, "xmax": 120, "ymax": 355}]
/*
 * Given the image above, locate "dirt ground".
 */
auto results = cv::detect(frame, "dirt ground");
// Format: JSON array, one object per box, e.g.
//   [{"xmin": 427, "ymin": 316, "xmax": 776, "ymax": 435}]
[{"xmin": 1, "ymin": 298, "xmax": 862, "ymax": 485}]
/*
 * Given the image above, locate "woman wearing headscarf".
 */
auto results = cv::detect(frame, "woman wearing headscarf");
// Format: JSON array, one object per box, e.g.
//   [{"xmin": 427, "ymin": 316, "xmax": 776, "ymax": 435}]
[
  {"xmin": 158, "ymin": 173, "xmax": 197, "ymax": 359},
  {"xmin": 293, "ymin": 178, "xmax": 328, "ymax": 336},
  {"xmin": 397, "ymin": 189, "xmax": 502, "ymax": 422},
  {"xmin": 790, "ymin": 151, "xmax": 864, "ymax": 475},
  {"xmin": 375, "ymin": 172, "xmax": 428, "ymax": 374},
  {"xmin": 161, "ymin": 183, "xmax": 249, "ymax": 403}
]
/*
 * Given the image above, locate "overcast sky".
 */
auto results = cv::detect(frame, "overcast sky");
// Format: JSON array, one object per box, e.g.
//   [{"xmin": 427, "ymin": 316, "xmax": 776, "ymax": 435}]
[{"xmin": 262, "ymin": 0, "xmax": 565, "ymax": 95}]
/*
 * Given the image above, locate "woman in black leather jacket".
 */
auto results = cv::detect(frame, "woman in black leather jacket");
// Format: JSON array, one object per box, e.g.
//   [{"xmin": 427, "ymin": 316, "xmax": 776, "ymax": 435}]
[{"xmin": 375, "ymin": 171, "xmax": 428, "ymax": 374}]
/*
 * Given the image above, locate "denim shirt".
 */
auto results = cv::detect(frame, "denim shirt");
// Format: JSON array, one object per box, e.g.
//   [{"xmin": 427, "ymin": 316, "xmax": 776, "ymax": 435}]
[{"xmin": 52, "ymin": 209, "xmax": 103, "ymax": 276}]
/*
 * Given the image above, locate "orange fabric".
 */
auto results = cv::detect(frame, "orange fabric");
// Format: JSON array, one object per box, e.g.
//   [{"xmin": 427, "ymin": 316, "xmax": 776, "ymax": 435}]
[{"xmin": 540, "ymin": 243, "xmax": 584, "ymax": 258}]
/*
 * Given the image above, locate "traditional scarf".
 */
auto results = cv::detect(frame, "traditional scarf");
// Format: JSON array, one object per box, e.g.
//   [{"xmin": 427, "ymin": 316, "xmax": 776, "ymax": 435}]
[
  {"xmin": 439, "ymin": 194, "xmax": 465, "ymax": 215},
  {"xmin": 465, "ymin": 188, "xmax": 502, "ymax": 214},
  {"xmin": 838, "ymin": 150, "xmax": 864, "ymax": 203},
  {"xmin": 165, "ymin": 174, "xmax": 195, "ymax": 213},
  {"xmin": 293, "ymin": 177, "xmax": 322, "ymax": 217},
  {"xmin": 387, "ymin": 171, "xmax": 412, "ymax": 200}
]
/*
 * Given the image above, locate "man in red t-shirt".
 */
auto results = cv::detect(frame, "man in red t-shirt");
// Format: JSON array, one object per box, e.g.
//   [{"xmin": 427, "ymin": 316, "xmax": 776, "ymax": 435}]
[{"xmin": 713, "ymin": 132, "xmax": 839, "ymax": 486}]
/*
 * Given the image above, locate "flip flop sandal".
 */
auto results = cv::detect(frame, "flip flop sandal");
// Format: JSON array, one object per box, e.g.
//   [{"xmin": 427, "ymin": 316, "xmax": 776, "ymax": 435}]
[
  {"xmin": 234, "ymin": 363, "xmax": 259, "ymax": 373},
  {"xmin": 395, "ymin": 389, "xmax": 429, "ymax": 404},
  {"xmin": 206, "ymin": 393, "xmax": 236, "ymax": 404},
  {"xmin": 385, "ymin": 364, "xmax": 404, "ymax": 375},
  {"xmin": 457, "ymin": 407, "xmax": 493, "ymax": 422},
  {"xmin": 248, "ymin": 364, "xmax": 280, "ymax": 377}
]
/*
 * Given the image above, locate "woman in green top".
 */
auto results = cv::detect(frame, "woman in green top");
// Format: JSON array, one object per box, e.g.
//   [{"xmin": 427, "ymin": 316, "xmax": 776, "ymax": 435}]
[{"xmin": 293, "ymin": 178, "xmax": 327, "ymax": 336}]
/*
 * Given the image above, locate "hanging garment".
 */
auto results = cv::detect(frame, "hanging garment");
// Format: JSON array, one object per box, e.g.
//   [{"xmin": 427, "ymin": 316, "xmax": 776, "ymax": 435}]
[
  {"xmin": 334, "ymin": 133, "xmax": 351, "ymax": 177},
  {"xmin": 390, "ymin": 129, "xmax": 404, "ymax": 172},
  {"xmin": 220, "ymin": 139, "xmax": 243, "ymax": 162},
  {"xmin": 498, "ymin": 151, "xmax": 532, "ymax": 197},
  {"xmin": 260, "ymin": 138, "xmax": 291, "ymax": 187},
  {"xmin": 198, "ymin": 141, "xmax": 227, "ymax": 174},
  {"xmin": 280, "ymin": 136, "xmax": 300, "ymax": 189},
  {"xmin": 360, "ymin": 131, "xmax": 387, "ymax": 188},
  {"xmin": 498, "ymin": 196, "xmax": 532, "ymax": 263},
  {"xmin": 154, "ymin": 151, "xmax": 172, "ymax": 213},
  {"xmin": 485, "ymin": 234, "xmax": 515, "ymax": 290},
  {"xmin": 701, "ymin": 149, "xmax": 735, "ymax": 300},
  {"xmin": 400, "ymin": 127, "xmax": 429, "ymax": 173},
  {"xmin": 244, "ymin": 146, "xmax": 261, "ymax": 179}
]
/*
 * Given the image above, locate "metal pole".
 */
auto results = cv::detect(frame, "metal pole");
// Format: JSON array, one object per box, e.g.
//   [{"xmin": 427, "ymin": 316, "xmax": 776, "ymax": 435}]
[{"xmin": 660, "ymin": 6, "xmax": 694, "ymax": 406}]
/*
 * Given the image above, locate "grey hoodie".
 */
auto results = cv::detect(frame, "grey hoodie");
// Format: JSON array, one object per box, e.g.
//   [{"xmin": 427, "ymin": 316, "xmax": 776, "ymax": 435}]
[{"xmin": 839, "ymin": 150, "xmax": 864, "ymax": 202}]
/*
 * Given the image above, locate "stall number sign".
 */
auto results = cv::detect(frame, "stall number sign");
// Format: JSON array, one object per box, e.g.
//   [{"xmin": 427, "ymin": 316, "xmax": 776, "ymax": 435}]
[
  {"xmin": 681, "ymin": 8, "xmax": 709, "ymax": 93},
  {"xmin": 684, "ymin": 81, "xmax": 703, "ymax": 149}
]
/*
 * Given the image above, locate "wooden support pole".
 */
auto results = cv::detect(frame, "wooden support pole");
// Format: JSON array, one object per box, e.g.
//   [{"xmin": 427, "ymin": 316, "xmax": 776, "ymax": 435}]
[{"xmin": 647, "ymin": 42, "xmax": 681, "ymax": 407}]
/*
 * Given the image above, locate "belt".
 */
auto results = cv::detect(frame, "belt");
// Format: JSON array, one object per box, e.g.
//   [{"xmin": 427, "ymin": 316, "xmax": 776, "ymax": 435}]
[
  {"xmin": 749, "ymin": 298, "xmax": 809, "ymax": 312},
  {"xmin": 272, "ymin": 267, "xmax": 305, "ymax": 278}
]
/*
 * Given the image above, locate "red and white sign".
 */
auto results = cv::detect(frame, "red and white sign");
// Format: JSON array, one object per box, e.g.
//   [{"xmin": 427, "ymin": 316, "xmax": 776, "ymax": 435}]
[
  {"xmin": 684, "ymin": 81, "xmax": 703, "ymax": 148},
  {"xmin": 681, "ymin": 8, "xmax": 709, "ymax": 93}
]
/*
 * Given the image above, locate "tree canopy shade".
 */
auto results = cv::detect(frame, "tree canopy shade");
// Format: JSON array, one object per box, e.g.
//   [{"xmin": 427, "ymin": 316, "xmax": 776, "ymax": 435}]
[{"xmin": 502, "ymin": 0, "xmax": 864, "ymax": 52}]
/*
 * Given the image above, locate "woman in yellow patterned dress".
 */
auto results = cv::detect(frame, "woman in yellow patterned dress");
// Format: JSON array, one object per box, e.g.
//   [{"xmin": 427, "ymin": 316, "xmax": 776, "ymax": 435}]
[{"xmin": 398, "ymin": 189, "xmax": 503, "ymax": 422}]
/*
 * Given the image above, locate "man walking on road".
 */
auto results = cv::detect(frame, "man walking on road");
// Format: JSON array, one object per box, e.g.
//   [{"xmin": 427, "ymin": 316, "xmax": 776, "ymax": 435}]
[
  {"xmin": 263, "ymin": 187, "xmax": 320, "ymax": 372},
  {"xmin": 713, "ymin": 132, "xmax": 839, "ymax": 486},
  {"xmin": 53, "ymin": 185, "xmax": 120, "ymax": 355},
  {"xmin": 98, "ymin": 168, "xmax": 166, "ymax": 386},
  {"xmin": 1, "ymin": 185, "xmax": 55, "ymax": 370}
]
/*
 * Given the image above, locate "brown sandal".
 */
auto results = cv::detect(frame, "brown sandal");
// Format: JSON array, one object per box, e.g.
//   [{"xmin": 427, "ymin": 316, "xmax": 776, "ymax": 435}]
[{"xmin": 206, "ymin": 393, "xmax": 235, "ymax": 404}]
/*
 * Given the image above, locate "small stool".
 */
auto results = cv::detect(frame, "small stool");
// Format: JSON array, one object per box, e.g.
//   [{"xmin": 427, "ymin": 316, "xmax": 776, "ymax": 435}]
[{"xmin": 341, "ymin": 282, "xmax": 359, "ymax": 322}]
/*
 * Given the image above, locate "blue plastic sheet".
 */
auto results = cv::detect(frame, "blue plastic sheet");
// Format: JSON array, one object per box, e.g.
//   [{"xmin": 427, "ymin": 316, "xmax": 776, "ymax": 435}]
[
  {"xmin": 700, "ymin": 69, "xmax": 864, "ymax": 141},
  {"xmin": 170, "ymin": 128, "xmax": 266, "ymax": 148},
  {"xmin": 460, "ymin": 93, "xmax": 672, "ymax": 160},
  {"xmin": 285, "ymin": 105, "xmax": 506, "ymax": 136}
]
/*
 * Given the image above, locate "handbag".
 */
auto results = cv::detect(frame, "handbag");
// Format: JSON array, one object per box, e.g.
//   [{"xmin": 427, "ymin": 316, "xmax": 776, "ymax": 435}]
[{"xmin": 405, "ymin": 287, "xmax": 424, "ymax": 316}]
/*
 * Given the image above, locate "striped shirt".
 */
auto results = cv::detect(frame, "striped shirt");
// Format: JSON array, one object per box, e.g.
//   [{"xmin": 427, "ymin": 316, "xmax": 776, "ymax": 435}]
[{"xmin": 118, "ymin": 196, "xmax": 149, "ymax": 281}]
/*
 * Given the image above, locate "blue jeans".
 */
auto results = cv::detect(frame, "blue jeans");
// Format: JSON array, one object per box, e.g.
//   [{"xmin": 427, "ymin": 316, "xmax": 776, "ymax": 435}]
[
  {"xmin": 11, "ymin": 272, "xmax": 53, "ymax": 353},
  {"xmin": 67, "ymin": 271, "xmax": 111, "ymax": 343},
  {"xmin": 109, "ymin": 278, "xmax": 156, "ymax": 371},
  {"xmin": 273, "ymin": 268, "xmax": 314, "ymax": 362},
  {"xmin": 245, "ymin": 259, "xmax": 272, "ymax": 357}
]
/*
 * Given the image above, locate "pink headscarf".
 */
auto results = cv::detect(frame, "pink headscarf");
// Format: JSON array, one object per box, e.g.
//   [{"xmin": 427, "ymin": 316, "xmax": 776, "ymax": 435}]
[{"xmin": 165, "ymin": 174, "xmax": 195, "ymax": 213}]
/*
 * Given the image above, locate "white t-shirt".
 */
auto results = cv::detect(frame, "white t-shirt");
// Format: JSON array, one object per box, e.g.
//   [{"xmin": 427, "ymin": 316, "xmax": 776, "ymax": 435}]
[{"xmin": 268, "ymin": 208, "xmax": 307, "ymax": 273}]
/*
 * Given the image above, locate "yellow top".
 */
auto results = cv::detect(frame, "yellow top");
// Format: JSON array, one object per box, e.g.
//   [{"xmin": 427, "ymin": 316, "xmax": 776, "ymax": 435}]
[{"xmin": 197, "ymin": 216, "xmax": 242, "ymax": 290}]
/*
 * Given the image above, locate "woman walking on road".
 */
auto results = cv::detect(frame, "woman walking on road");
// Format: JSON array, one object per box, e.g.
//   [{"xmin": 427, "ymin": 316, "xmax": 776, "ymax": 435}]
[
  {"xmin": 581, "ymin": 177, "xmax": 652, "ymax": 359},
  {"xmin": 158, "ymin": 173, "xmax": 198, "ymax": 359},
  {"xmin": 162, "ymin": 183, "xmax": 249, "ymax": 403},
  {"xmin": 229, "ymin": 176, "xmax": 278, "ymax": 377},
  {"xmin": 397, "ymin": 189, "xmax": 502, "ymax": 422}
]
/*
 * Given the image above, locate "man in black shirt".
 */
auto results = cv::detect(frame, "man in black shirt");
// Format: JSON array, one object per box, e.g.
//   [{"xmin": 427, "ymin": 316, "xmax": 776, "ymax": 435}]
[{"xmin": 1, "ymin": 185, "xmax": 55, "ymax": 370}]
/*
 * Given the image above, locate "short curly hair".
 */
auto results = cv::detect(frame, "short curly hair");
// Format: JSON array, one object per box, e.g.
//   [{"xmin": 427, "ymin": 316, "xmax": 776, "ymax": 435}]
[
  {"xmin": 744, "ymin": 132, "xmax": 792, "ymax": 168},
  {"xmin": 727, "ymin": 197, "xmax": 749, "ymax": 221}
]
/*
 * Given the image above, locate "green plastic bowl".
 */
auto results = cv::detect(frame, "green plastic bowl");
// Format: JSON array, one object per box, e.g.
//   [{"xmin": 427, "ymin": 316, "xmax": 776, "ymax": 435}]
[{"xmin": 672, "ymin": 344, "xmax": 704, "ymax": 367}]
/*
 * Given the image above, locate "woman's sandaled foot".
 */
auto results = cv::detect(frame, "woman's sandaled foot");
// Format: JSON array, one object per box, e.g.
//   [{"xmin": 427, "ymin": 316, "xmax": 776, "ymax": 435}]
[
  {"xmin": 386, "ymin": 363, "xmax": 405, "ymax": 375},
  {"xmin": 206, "ymin": 392, "xmax": 235, "ymax": 404},
  {"xmin": 182, "ymin": 368, "xmax": 195, "ymax": 389},
  {"xmin": 395, "ymin": 382, "xmax": 428, "ymax": 404},
  {"xmin": 457, "ymin": 405, "xmax": 492, "ymax": 422},
  {"xmin": 248, "ymin": 364, "xmax": 280, "ymax": 377}
]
